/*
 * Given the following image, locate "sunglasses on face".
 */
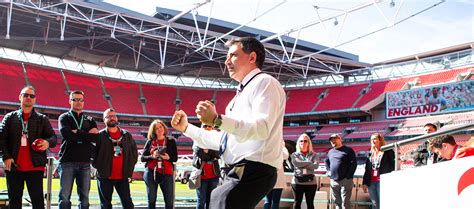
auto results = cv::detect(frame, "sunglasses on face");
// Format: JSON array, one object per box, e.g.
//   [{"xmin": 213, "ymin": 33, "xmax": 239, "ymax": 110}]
[
  {"xmin": 300, "ymin": 140, "xmax": 309, "ymax": 143},
  {"xmin": 70, "ymin": 98, "xmax": 84, "ymax": 102},
  {"xmin": 104, "ymin": 115, "xmax": 117, "ymax": 119},
  {"xmin": 21, "ymin": 93, "xmax": 36, "ymax": 99}
]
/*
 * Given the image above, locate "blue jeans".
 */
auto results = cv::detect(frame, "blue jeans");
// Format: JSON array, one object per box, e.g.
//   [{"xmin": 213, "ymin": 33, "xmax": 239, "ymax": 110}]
[
  {"xmin": 196, "ymin": 177, "xmax": 219, "ymax": 209},
  {"xmin": 143, "ymin": 168, "xmax": 174, "ymax": 209},
  {"xmin": 263, "ymin": 188, "xmax": 283, "ymax": 209},
  {"xmin": 368, "ymin": 181, "xmax": 380, "ymax": 209},
  {"xmin": 97, "ymin": 178, "xmax": 134, "ymax": 209},
  {"xmin": 58, "ymin": 162, "xmax": 91, "ymax": 209}
]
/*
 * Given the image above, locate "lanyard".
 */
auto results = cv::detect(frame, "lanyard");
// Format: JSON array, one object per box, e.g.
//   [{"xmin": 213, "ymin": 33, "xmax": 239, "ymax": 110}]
[
  {"xmin": 230, "ymin": 72, "xmax": 263, "ymax": 111},
  {"xmin": 371, "ymin": 151, "xmax": 384, "ymax": 170},
  {"xmin": 107, "ymin": 129, "xmax": 123, "ymax": 156},
  {"xmin": 156, "ymin": 138, "xmax": 167, "ymax": 149},
  {"xmin": 19, "ymin": 110, "xmax": 29, "ymax": 134},
  {"xmin": 106, "ymin": 129, "xmax": 123, "ymax": 143},
  {"xmin": 68, "ymin": 111, "xmax": 84, "ymax": 130}
]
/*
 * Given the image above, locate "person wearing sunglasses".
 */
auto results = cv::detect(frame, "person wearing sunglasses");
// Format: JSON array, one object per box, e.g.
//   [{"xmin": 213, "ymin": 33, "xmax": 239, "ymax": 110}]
[
  {"xmin": 325, "ymin": 134, "xmax": 356, "ymax": 209},
  {"xmin": 0, "ymin": 85, "xmax": 57, "ymax": 209},
  {"xmin": 93, "ymin": 108, "xmax": 138, "ymax": 209},
  {"xmin": 290, "ymin": 133, "xmax": 319, "ymax": 209},
  {"xmin": 57, "ymin": 90, "xmax": 99, "ymax": 209}
]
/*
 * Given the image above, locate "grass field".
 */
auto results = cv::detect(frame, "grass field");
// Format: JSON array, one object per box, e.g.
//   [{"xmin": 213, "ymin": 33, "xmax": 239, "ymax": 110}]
[{"xmin": 0, "ymin": 177, "xmax": 197, "ymax": 206}]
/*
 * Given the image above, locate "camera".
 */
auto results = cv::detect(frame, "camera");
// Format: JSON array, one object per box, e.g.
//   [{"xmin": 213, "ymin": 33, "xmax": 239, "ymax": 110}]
[
  {"xmin": 155, "ymin": 147, "xmax": 166, "ymax": 155},
  {"xmin": 157, "ymin": 147, "xmax": 166, "ymax": 154}
]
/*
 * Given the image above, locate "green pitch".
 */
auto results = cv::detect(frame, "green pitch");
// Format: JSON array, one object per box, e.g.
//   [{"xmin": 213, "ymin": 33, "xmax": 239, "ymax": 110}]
[{"xmin": 0, "ymin": 177, "xmax": 197, "ymax": 206}]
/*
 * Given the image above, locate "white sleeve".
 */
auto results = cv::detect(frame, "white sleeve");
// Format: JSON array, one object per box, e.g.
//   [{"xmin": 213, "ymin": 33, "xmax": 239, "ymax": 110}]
[
  {"xmin": 184, "ymin": 124, "xmax": 221, "ymax": 151},
  {"xmin": 220, "ymin": 77, "xmax": 285, "ymax": 142}
]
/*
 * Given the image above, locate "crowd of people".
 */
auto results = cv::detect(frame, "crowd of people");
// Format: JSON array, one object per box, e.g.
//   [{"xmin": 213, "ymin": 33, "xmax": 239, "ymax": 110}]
[{"xmin": 1, "ymin": 36, "xmax": 472, "ymax": 209}]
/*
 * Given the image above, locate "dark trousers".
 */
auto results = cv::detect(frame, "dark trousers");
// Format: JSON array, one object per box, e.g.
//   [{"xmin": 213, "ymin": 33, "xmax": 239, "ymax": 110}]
[
  {"xmin": 263, "ymin": 188, "xmax": 283, "ymax": 209},
  {"xmin": 196, "ymin": 177, "xmax": 219, "ymax": 209},
  {"xmin": 97, "ymin": 178, "xmax": 134, "ymax": 209},
  {"xmin": 6, "ymin": 170, "xmax": 45, "ymax": 209},
  {"xmin": 210, "ymin": 160, "xmax": 277, "ymax": 209},
  {"xmin": 291, "ymin": 184, "xmax": 318, "ymax": 209},
  {"xmin": 143, "ymin": 169, "xmax": 174, "ymax": 209}
]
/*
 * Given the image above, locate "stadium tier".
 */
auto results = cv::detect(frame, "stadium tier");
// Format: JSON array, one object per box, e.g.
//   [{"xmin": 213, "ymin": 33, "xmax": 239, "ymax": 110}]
[
  {"xmin": 0, "ymin": 60, "xmax": 472, "ymax": 162},
  {"xmin": 214, "ymin": 90, "xmax": 235, "ymax": 113},
  {"xmin": 0, "ymin": 61, "xmax": 27, "ymax": 102},
  {"xmin": 63, "ymin": 71, "xmax": 110, "ymax": 111},
  {"xmin": 0, "ymin": 59, "xmax": 471, "ymax": 115},
  {"xmin": 316, "ymin": 83, "xmax": 367, "ymax": 111},
  {"xmin": 141, "ymin": 84, "xmax": 177, "ymax": 116},
  {"xmin": 102, "ymin": 78, "xmax": 143, "ymax": 115},
  {"xmin": 285, "ymin": 88, "xmax": 325, "ymax": 113},
  {"xmin": 178, "ymin": 88, "xmax": 215, "ymax": 115},
  {"xmin": 24, "ymin": 64, "xmax": 70, "ymax": 108}
]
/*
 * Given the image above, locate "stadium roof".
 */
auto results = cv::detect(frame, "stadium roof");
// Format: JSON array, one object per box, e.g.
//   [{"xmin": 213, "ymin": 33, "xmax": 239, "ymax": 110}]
[{"xmin": 0, "ymin": 0, "xmax": 372, "ymax": 88}]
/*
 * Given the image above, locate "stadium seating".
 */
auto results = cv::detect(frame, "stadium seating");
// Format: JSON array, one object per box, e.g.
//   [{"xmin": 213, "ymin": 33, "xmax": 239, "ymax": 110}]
[
  {"xmin": 1, "ymin": 60, "xmax": 470, "ymax": 115},
  {"xmin": 316, "ymin": 84, "xmax": 367, "ymax": 111},
  {"xmin": 63, "ymin": 72, "xmax": 109, "ymax": 111},
  {"xmin": 0, "ymin": 60, "xmax": 26, "ymax": 102},
  {"xmin": 214, "ymin": 90, "xmax": 235, "ymax": 113},
  {"xmin": 354, "ymin": 81, "xmax": 388, "ymax": 107},
  {"xmin": 178, "ymin": 88, "xmax": 214, "ymax": 115},
  {"xmin": 103, "ymin": 78, "xmax": 143, "ymax": 114},
  {"xmin": 141, "ymin": 84, "xmax": 177, "ymax": 116},
  {"xmin": 285, "ymin": 88, "xmax": 325, "ymax": 113},
  {"xmin": 24, "ymin": 65, "xmax": 70, "ymax": 108}
]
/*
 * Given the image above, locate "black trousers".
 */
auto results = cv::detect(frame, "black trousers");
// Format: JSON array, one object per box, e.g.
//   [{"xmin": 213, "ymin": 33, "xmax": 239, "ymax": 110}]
[
  {"xmin": 210, "ymin": 160, "xmax": 277, "ymax": 209},
  {"xmin": 291, "ymin": 184, "xmax": 318, "ymax": 209},
  {"xmin": 6, "ymin": 170, "xmax": 45, "ymax": 209}
]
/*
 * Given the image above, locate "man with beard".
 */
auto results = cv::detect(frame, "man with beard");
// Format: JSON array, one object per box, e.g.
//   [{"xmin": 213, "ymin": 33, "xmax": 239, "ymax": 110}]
[
  {"xmin": 58, "ymin": 90, "xmax": 99, "ymax": 209},
  {"xmin": 93, "ymin": 108, "xmax": 138, "ymax": 209},
  {"xmin": 0, "ymin": 86, "xmax": 57, "ymax": 209}
]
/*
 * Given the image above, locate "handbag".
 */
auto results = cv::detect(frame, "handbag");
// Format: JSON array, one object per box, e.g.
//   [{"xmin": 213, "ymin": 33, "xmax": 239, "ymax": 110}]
[
  {"xmin": 188, "ymin": 169, "xmax": 202, "ymax": 190},
  {"xmin": 295, "ymin": 174, "xmax": 315, "ymax": 182}
]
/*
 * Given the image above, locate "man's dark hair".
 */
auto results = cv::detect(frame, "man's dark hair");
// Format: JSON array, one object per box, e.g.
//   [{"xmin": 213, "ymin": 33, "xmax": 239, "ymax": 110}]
[
  {"xmin": 428, "ymin": 135, "xmax": 456, "ymax": 149},
  {"xmin": 21, "ymin": 85, "xmax": 36, "ymax": 93},
  {"xmin": 225, "ymin": 37, "xmax": 266, "ymax": 69},
  {"xmin": 424, "ymin": 123, "xmax": 437, "ymax": 131},
  {"xmin": 69, "ymin": 90, "xmax": 84, "ymax": 97}
]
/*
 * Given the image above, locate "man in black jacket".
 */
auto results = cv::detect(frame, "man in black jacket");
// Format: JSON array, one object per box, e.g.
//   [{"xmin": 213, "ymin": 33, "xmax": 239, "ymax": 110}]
[
  {"xmin": 413, "ymin": 123, "xmax": 441, "ymax": 166},
  {"xmin": 58, "ymin": 90, "xmax": 99, "ymax": 209},
  {"xmin": 93, "ymin": 108, "xmax": 137, "ymax": 209},
  {"xmin": 0, "ymin": 86, "xmax": 57, "ymax": 209}
]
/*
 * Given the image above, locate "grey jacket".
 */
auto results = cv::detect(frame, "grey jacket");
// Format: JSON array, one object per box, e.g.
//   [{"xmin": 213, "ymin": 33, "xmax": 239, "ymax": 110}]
[{"xmin": 291, "ymin": 151, "xmax": 319, "ymax": 185}]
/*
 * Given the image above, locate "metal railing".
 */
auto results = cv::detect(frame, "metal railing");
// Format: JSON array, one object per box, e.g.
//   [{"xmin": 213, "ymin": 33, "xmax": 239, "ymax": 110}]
[{"xmin": 381, "ymin": 123, "xmax": 474, "ymax": 171}]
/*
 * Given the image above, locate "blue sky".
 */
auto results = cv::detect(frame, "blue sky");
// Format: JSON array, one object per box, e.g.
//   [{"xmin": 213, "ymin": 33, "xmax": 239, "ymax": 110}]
[{"xmin": 105, "ymin": 0, "xmax": 473, "ymax": 64}]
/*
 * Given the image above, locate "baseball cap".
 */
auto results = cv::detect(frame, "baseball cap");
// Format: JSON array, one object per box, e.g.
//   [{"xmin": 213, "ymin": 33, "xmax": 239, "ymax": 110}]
[{"xmin": 329, "ymin": 134, "xmax": 340, "ymax": 140}]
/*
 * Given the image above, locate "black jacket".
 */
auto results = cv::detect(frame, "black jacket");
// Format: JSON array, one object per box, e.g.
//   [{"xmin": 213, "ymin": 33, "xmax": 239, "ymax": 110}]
[
  {"xmin": 141, "ymin": 137, "xmax": 178, "ymax": 169},
  {"xmin": 0, "ymin": 108, "xmax": 57, "ymax": 167},
  {"xmin": 192, "ymin": 146, "xmax": 220, "ymax": 178},
  {"xmin": 412, "ymin": 141, "xmax": 445, "ymax": 166},
  {"xmin": 58, "ymin": 111, "xmax": 99, "ymax": 163},
  {"xmin": 93, "ymin": 128, "xmax": 138, "ymax": 179},
  {"xmin": 363, "ymin": 149, "xmax": 395, "ymax": 186}
]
